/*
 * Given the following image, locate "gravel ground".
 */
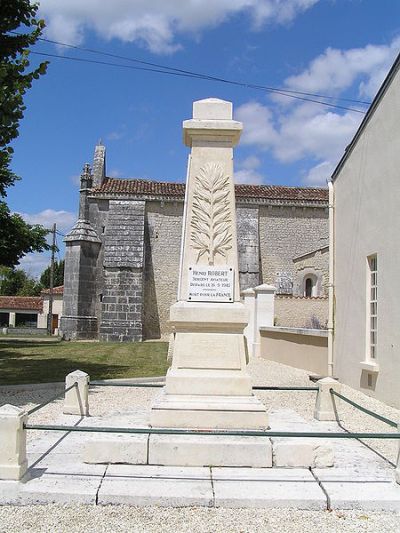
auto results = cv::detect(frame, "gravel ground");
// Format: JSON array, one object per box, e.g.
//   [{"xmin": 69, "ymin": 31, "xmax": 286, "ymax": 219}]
[
  {"xmin": 1, "ymin": 358, "xmax": 400, "ymax": 531},
  {"xmin": 1, "ymin": 505, "xmax": 400, "ymax": 533}
]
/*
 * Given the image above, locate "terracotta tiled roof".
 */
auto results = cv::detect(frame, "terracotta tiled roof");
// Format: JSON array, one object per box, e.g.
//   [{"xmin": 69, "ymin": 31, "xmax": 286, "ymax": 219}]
[
  {"xmin": 41, "ymin": 286, "xmax": 64, "ymax": 295},
  {"xmin": 0, "ymin": 296, "xmax": 43, "ymax": 311},
  {"xmin": 92, "ymin": 178, "xmax": 328, "ymax": 204}
]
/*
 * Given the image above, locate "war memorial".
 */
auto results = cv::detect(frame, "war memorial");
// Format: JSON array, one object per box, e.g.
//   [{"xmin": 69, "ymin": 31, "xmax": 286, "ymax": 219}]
[{"xmin": 1, "ymin": 99, "xmax": 400, "ymax": 509}]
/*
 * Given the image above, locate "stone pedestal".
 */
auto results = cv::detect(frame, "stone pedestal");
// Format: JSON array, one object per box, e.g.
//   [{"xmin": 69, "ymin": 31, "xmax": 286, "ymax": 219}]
[
  {"xmin": 150, "ymin": 98, "xmax": 268, "ymax": 437},
  {"xmin": 64, "ymin": 370, "xmax": 90, "ymax": 416},
  {"xmin": 0, "ymin": 405, "xmax": 27, "ymax": 481},
  {"xmin": 314, "ymin": 377, "xmax": 341, "ymax": 421}
]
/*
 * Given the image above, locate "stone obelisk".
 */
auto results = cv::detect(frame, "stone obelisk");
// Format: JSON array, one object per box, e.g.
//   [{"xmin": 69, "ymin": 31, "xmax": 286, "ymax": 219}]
[{"xmin": 150, "ymin": 98, "xmax": 268, "ymax": 430}]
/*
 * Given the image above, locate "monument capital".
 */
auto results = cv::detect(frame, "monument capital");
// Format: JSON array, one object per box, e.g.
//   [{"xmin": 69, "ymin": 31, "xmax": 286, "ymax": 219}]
[{"xmin": 183, "ymin": 97, "xmax": 242, "ymax": 147}]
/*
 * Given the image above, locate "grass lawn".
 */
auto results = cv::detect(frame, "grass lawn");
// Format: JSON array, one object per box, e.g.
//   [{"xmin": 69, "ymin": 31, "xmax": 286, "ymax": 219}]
[{"xmin": 0, "ymin": 338, "xmax": 169, "ymax": 385}]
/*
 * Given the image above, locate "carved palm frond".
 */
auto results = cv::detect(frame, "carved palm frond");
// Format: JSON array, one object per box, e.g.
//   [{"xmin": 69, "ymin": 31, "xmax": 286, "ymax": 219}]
[{"xmin": 190, "ymin": 162, "xmax": 232, "ymax": 265}]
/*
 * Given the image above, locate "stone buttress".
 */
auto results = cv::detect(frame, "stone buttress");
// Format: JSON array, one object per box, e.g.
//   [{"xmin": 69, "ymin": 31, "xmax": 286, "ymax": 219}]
[{"xmin": 99, "ymin": 200, "xmax": 145, "ymax": 342}]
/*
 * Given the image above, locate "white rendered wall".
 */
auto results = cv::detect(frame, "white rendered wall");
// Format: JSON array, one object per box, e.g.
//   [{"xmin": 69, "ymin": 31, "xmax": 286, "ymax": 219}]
[{"xmin": 333, "ymin": 65, "xmax": 400, "ymax": 407}]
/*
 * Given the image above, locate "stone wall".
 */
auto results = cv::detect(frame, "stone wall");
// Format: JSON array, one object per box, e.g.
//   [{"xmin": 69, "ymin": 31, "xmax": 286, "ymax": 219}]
[
  {"xmin": 260, "ymin": 326, "xmax": 328, "ymax": 375},
  {"xmin": 274, "ymin": 295, "xmax": 328, "ymax": 329},
  {"xmin": 61, "ymin": 241, "xmax": 100, "ymax": 340},
  {"xmin": 99, "ymin": 200, "xmax": 145, "ymax": 342},
  {"xmin": 237, "ymin": 205, "xmax": 260, "ymax": 290},
  {"xmin": 99, "ymin": 268, "xmax": 143, "ymax": 341},
  {"xmin": 142, "ymin": 201, "xmax": 329, "ymax": 338},
  {"xmin": 259, "ymin": 205, "xmax": 328, "ymax": 289},
  {"xmin": 143, "ymin": 201, "xmax": 183, "ymax": 339}
]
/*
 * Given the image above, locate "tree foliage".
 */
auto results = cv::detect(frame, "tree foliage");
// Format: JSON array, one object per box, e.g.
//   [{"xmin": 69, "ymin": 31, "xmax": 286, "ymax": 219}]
[
  {"xmin": 0, "ymin": 266, "xmax": 41, "ymax": 296},
  {"xmin": 0, "ymin": 202, "xmax": 51, "ymax": 267},
  {"xmin": 40, "ymin": 259, "xmax": 64, "ymax": 288},
  {"xmin": 0, "ymin": 0, "xmax": 50, "ymax": 267}
]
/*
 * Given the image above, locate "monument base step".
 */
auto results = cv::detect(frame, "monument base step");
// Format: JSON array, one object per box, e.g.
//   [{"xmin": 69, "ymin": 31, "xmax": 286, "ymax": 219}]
[
  {"xmin": 148, "ymin": 434, "xmax": 272, "ymax": 467},
  {"xmin": 165, "ymin": 369, "xmax": 252, "ymax": 396},
  {"xmin": 82, "ymin": 434, "xmax": 148, "ymax": 464},
  {"xmin": 150, "ymin": 392, "xmax": 269, "ymax": 429},
  {"xmin": 82, "ymin": 432, "xmax": 334, "ymax": 469}
]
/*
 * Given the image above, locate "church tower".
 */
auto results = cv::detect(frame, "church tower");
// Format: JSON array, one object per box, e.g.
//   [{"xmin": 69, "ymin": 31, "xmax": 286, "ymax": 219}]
[{"xmin": 60, "ymin": 164, "xmax": 101, "ymax": 340}]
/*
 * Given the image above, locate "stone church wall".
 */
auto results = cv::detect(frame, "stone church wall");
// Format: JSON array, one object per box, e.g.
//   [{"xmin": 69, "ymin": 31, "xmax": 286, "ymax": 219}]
[
  {"xmin": 143, "ymin": 201, "xmax": 183, "ymax": 339},
  {"xmin": 258, "ymin": 205, "xmax": 328, "ymax": 289},
  {"xmin": 140, "ymin": 201, "xmax": 329, "ymax": 338}
]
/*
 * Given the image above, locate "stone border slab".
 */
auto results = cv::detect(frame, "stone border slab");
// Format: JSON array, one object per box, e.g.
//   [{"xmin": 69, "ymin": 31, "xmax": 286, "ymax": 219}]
[
  {"xmin": 98, "ymin": 465, "xmax": 214, "ymax": 507},
  {"xmin": 211, "ymin": 467, "xmax": 327, "ymax": 509}
]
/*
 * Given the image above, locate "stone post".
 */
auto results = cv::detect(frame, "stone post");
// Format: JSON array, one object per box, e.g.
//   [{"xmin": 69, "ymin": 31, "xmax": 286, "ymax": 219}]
[
  {"xmin": 0, "ymin": 404, "xmax": 28, "ymax": 481},
  {"xmin": 314, "ymin": 377, "xmax": 341, "ymax": 421},
  {"xmin": 64, "ymin": 370, "xmax": 90, "ymax": 416},
  {"xmin": 253, "ymin": 283, "xmax": 275, "ymax": 357}
]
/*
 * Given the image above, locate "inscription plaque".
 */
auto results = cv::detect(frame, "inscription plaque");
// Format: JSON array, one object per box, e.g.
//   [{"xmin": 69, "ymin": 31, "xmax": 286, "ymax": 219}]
[{"xmin": 188, "ymin": 266, "xmax": 234, "ymax": 302}]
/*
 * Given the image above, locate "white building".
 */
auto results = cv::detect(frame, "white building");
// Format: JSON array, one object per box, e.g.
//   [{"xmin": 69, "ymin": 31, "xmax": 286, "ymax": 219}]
[
  {"xmin": 331, "ymin": 53, "xmax": 400, "ymax": 407},
  {"xmin": 0, "ymin": 286, "xmax": 63, "ymax": 334}
]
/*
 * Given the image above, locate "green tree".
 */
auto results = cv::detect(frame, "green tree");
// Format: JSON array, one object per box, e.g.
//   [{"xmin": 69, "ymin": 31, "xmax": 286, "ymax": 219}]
[
  {"xmin": 40, "ymin": 259, "xmax": 64, "ymax": 288},
  {"xmin": 0, "ymin": 267, "xmax": 41, "ymax": 296},
  {"xmin": 0, "ymin": 0, "xmax": 50, "ymax": 267}
]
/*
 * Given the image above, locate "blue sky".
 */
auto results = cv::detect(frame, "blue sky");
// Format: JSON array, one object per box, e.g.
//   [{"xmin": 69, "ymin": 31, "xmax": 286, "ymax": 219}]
[{"xmin": 8, "ymin": 0, "xmax": 400, "ymax": 276}]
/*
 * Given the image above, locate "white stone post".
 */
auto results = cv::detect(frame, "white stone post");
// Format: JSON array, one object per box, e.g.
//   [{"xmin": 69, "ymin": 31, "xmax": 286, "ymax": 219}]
[
  {"xmin": 314, "ymin": 377, "xmax": 341, "ymax": 421},
  {"xmin": 63, "ymin": 370, "xmax": 90, "ymax": 416},
  {"xmin": 0, "ymin": 404, "xmax": 28, "ymax": 481},
  {"xmin": 253, "ymin": 283, "xmax": 275, "ymax": 357},
  {"xmin": 242, "ymin": 288, "xmax": 256, "ymax": 358}
]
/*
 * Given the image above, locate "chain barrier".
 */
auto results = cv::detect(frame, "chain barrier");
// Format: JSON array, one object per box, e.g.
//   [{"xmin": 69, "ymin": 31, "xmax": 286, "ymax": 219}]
[
  {"xmin": 26, "ymin": 383, "xmax": 77, "ymax": 417},
  {"xmin": 330, "ymin": 389, "xmax": 397, "ymax": 428}
]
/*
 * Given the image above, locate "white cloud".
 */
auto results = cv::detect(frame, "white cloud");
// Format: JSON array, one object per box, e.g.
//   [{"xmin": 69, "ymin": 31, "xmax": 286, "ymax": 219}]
[
  {"xmin": 274, "ymin": 107, "xmax": 360, "ymax": 163},
  {"xmin": 236, "ymin": 102, "xmax": 278, "ymax": 149},
  {"xmin": 285, "ymin": 37, "xmax": 400, "ymax": 99},
  {"xmin": 237, "ymin": 100, "xmax": 359, "ymax": 163},
  {"xmin": 235, "ymin": 155, "xmax": 265, "ymax": 184},
  {"xmin": 303, "ymin": 160, "xmax": 334, "ymax": 186},
  {"xmin": 19, "ymin": 253, "xmax": 52, "ymax": 279},
  {"xmin": 39, "ymin": 0, "xmax": 319, "ymax": 54},
  {"xmin": 19, "ymin": 209, "xmax": 76, "ymax": 233},
  {"xmin": 15, "ymin": 209, "xmax": 76, "ymax": 277},
  {"xmin": 236, "ymin": 37, "xmax": 400, "ymax": 185}
]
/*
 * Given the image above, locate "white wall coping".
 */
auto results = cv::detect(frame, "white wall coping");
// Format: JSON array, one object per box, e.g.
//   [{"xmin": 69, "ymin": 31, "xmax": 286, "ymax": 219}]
[{"xmin": 260, "ymin": 326, "xmax": 328, "ymax": 338}]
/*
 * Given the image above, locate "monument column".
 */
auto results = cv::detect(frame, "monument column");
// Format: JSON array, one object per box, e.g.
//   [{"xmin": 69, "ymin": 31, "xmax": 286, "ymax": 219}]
[{"xmin": 150, "ymin": 98, "xmax": 268, "ymax": 430}]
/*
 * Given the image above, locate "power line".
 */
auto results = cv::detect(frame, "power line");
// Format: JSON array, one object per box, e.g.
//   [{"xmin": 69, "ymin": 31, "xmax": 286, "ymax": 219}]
[
  {"xmin": 9, "ymin": 30, "xmax": 370, "ymax": 112},
  {"xmin": 31, "ymin": 34, "xmax": 371, "ymax": 106},
  {"xmin": 30, "ymin": 50, "xmax": 367, "ymax": 114}
]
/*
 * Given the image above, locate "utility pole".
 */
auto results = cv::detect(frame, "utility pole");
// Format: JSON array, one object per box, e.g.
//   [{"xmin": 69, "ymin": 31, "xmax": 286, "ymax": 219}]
[{"xmin": 47, "ymin": 223, "xmax": 56, "ymax": 335}]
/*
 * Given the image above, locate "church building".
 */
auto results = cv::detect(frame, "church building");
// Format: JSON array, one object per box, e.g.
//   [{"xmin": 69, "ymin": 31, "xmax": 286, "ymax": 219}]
[{"xmin": 60, "ymin": 144, "xmax": 329, "ymax": 341}]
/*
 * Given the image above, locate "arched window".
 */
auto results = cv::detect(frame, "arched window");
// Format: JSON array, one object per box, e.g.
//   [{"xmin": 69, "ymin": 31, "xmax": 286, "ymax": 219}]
[{"xmin": 304, "ymin": 275, "xmax": 317, "ymax": 297}]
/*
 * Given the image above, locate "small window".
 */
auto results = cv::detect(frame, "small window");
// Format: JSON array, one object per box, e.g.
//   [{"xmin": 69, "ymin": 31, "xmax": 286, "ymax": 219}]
[
  {"xmin": 305, "ymin": 278, "xmax": 313, "ymax": 297},
  {"xmin": 367, "ymin": 255, "xmax": 378, "ymax": 360},
  {"xmin": 304, "ymin": 276, "xmax": 316, "ymax": 297}
]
